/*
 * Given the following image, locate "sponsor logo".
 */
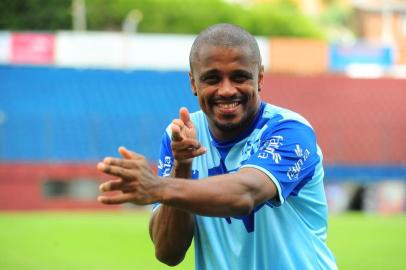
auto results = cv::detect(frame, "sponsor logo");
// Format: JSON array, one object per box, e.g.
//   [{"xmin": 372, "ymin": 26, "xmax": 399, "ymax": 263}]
[
  {"xmin": 158, "ymin": 160, "xmax": 164, "ymax": 170},
  {"xmin": 159, "ymin": 155, "xmax": 173, "ymax": 176},
  {"xmin": 257, "ymin": 136, "xmax": 283, "ymax": 164},
  {"xmin": 294, "ymin": 144, "xmax": 303, "ymax": 157},
  {"xmin": 268, "ymin": 135, "xmax": 283, "ymax": 148},
  {"xmin": 287, "ymin": 148, "xmax": 310, "ymax": 181}
]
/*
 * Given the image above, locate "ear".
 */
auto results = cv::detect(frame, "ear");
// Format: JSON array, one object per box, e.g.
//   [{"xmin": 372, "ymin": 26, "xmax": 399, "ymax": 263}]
[
  {"xmin": 258, "ymin": 65, "xmax": 264, "ymax": 92},
  {"xmin": 189, "ymin": 71, "xmax": 197, "ymax": 96}
]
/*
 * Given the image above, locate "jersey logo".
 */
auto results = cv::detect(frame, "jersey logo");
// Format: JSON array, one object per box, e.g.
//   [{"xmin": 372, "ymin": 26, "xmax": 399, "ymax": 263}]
[
  {"xmin": 257, "ymin": 135, "xmax": 283, "ymax": 164},
  {"xmin": 294, "ymin": 144, "xmax": 303, "ymax": 157},
  {"xmin": 287, "ymin": 148, "xmax": 310, "ymax": 181},
  {"xmin": 158, "ymin": 155, "xmax": 172, "ymax": 176}
]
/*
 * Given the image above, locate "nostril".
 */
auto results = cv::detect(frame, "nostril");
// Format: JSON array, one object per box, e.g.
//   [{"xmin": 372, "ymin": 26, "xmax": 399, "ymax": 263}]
[{"xmin": 218, "ymin": 86, "xmax": 237, "ymax": 96}]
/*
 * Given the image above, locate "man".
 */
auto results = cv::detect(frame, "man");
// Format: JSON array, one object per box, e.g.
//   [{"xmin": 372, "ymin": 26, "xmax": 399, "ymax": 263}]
[{"xmin": 97, "ymin": 23, "xmax": 337, "ymax": 270}]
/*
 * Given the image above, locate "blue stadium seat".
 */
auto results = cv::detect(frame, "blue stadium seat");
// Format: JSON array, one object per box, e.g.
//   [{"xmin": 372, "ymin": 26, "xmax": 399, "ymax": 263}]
[{"xmin": 0, "ymin": 65, "xmax": 199, "ymax": 161}]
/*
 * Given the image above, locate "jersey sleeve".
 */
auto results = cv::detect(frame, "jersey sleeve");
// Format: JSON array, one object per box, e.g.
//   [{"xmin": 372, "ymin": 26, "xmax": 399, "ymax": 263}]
[
  {"xmin": 157, "ymin": 132, "xmax": 174, "ymax": 177},
  {"xmin": 153, "ymin": 131, "xmax": 174, "ymax": 211},
  {"xmin": 241, "ymin": 120, "xmax": 320, "ymax": 207}
]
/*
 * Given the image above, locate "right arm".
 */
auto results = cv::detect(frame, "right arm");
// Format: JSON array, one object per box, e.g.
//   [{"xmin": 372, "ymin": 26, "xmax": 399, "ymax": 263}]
[
  {"xmin": 149, "ymin": 107, "xmax": 205, "ymax": 266},
  {"xmin": 149, "ymin": 162, "xmax": 195, "ymax": 266}
]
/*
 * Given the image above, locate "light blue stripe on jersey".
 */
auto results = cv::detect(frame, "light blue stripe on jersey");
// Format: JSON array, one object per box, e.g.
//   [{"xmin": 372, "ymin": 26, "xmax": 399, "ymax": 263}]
[{"xmin": 156, "ymin": 102, "xmax": 337, "ymax": 269}]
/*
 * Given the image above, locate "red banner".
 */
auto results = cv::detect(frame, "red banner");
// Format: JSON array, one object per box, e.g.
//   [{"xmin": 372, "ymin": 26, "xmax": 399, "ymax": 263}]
[{"xmin": 11, "ymin": 33, "xmax": 55, "ymax": 65}]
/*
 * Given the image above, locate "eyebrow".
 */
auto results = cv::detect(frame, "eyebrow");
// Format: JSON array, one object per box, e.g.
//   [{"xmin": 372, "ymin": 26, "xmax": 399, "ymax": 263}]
[
  {"xmin": 199, "ymin": 69, "xmax": 253, "ymax": 80},
  {"xmin": 199, "ymin": 69, "xmax": 220, "ymax": 81},
  {"xmin": 232, "ymin": 69, "xmax": 253, "ymax": 78}
]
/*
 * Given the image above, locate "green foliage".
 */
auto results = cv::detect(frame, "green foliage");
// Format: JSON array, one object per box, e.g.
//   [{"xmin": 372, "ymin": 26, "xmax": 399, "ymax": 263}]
[
  {"xmin": 0, "ymin": 0, "xmax": 324, "ymax": 38},
  {"xmin": 0, "ymin": 0, "xmax": 71, "ymax": 31},
  {"xmin": 319, "ymin": 1, "xmax": 353, "ymax": 27},
  {"xmin": 242, "ymin": 3, "xmax": 323, "ymax": 38}
]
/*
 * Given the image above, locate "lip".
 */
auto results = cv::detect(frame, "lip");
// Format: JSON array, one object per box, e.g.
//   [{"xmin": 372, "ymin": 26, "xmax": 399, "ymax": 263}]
[{"xmin": 214, "ymin": 101, "xmax": 241, "ymax": 115}]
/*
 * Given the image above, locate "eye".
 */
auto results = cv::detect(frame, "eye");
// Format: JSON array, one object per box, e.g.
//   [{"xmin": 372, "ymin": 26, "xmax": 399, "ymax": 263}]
[
  {"xmin": 232, "ymin": 74, "xmax": 250, "ymax": 83},
  {"xmin": 202, "ymin": 75, "xmax": 220, "ymax": 85}
]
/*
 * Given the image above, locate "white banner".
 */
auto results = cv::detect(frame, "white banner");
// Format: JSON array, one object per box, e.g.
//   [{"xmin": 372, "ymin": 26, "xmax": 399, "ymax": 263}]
[
  {"xmin": 0, "ymin": 32, "xmax": 10, "ymax": 63},
  {"xmin": 126, "ymin": 34, "xmax": 194, "ymax": 70},
  {"xmin": 54, "ymin": 31, "xmax": 270, "ymax": 71},
  {"xmin": 256, "ymin": 36, "xmax": 270, "ymax": 71},
  {"xmin": 55, "ymin": 31, "xmax": 126, "ymax": 68}
]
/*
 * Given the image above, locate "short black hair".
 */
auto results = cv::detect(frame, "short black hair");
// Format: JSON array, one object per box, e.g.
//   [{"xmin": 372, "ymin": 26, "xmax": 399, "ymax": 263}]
[{"xmin": 189, "ymin": 23, "xmax": 262, "ymax": 72}]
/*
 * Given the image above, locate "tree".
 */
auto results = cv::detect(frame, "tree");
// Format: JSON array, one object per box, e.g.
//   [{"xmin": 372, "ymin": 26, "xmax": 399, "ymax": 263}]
[{"xmin": 0, "ymin": 0, "xmax": 324, "ymax": 38}]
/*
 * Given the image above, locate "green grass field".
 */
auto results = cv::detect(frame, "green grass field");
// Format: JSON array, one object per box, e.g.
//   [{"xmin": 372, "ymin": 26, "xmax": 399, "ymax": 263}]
[{"xmin": 0, "ymin": 212, "xmax": 405, "ymax": 270}]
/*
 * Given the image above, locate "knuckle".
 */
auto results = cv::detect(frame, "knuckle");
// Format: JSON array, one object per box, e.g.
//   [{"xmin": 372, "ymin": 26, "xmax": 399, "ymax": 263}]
[
  {"xmin": 122, "ymin": 184, "xmax": 133, "ymax": 193},
  {"xmin": 104, "ymin": 165, "xmax": 112, "ymax": 173},
  {"xmin": 104, "ymin": 197, "xmax": 112, "ymax": 204},
  {"xmin": 132, "ymin": 162, "xmax": 140, "ymax": 169},
  {"xmin": 126, "ymin": 160, "xmax": 135, "ymax": 168},
  {"xmin": 114, "ymin": 159, "xmax": 123, "ymax": 166},
  {"xmin": 104, "ymin": 182, "xmax": 112, "ymax": 191}
]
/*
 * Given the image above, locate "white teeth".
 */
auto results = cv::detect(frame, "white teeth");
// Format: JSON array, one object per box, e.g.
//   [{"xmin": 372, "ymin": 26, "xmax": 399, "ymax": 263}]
[{"xmin": 218, "ymin": 102, "xmax": 238, "ymax": 109}]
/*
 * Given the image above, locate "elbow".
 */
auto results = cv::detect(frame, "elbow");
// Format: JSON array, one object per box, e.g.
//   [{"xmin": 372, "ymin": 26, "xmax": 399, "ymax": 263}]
[
  {"xmin": 231, "ymin": 195, "xmax": 255, "ymax": 216},
  {"xmin": 155, "ymin": 248, "xmax": 185, "ymax": 267}
]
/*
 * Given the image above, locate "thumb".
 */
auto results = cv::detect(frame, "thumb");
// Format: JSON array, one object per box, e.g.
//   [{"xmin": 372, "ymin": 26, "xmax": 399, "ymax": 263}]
[
  {"xmin": 179, "ymin": 107, "xmax": 193, "ymax": 128},
  {"xmin": 118, "ymin": 146, "xmax": 140, "ymax": 159}
]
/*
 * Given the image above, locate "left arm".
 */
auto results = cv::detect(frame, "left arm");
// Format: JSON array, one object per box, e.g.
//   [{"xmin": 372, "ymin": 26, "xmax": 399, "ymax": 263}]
[
  {"xmin": 156, "ymin": 168, "xmax": 276, "ymax": 216},
  {"xmin": 98, "ymin": 153, "xmax": 277, "ymax": 217}
]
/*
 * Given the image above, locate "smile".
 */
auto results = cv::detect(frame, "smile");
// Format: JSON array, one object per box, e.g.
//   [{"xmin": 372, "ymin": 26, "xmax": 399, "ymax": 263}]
[
  {"xmin": 213, "ymin": 100, "xmax": 243, "ymax": 115},
  {"xmin": 217, "ymin": 102, "xmax": 240, "ymax": 109}
]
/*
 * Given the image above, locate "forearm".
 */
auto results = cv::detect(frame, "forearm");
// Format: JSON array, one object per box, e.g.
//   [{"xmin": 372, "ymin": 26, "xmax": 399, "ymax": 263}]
[
  {"xmin": 149, "ymin": 204, "xmax": 194, "ymax": 266},
  {"xmin": 149, "ymin": 162, "xmax": 195, "ymax": 266},
  {"xmin": 158, "ymin": 169, "xmax": 275, "ymax": 217}
]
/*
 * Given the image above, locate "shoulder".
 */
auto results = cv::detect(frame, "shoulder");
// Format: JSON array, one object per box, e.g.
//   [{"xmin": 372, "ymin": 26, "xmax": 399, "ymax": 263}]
[
  {"xmin": 258, "ymin": 103, "xmax": 318, "ymax": 152},
  {"xmin": 261, "ymin": 103, "xmax": 313, "ymax": 130}
]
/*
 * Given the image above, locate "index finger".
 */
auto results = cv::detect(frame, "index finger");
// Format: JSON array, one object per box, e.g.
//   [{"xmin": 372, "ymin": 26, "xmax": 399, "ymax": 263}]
[
  {"xmin": 118, "ymin": 146, "xmax": 143, "ymax": 160},
  {"xmin": 171, "ymin": 123, "xmax": 182, "ymax": 142},
  {"xmin": 179, "ymin": 107, "xmax": 192, "ymax": 128}
]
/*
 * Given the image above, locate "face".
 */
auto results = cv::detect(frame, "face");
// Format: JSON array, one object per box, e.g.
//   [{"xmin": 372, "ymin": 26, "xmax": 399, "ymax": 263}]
[{"xmin": 189, "ymin": 44, "xmax": 264, "ymax": 141}]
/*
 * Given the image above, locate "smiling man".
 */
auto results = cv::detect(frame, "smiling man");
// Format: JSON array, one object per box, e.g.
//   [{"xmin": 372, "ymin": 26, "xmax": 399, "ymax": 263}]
[{"xmin": 97, "ymin": 23, "xmax": 337, "ymax": 270}]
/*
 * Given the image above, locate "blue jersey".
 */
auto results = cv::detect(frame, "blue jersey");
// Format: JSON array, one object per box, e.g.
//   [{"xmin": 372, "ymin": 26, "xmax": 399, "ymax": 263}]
[{"xmin": 156, "ymin": 102, "xmax": 337, "ymax": 270}]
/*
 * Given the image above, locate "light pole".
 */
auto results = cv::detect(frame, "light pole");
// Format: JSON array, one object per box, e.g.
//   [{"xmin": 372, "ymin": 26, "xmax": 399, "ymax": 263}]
[
  {"xmin": 122, "ymin": 9, "xmax": 143, "ymax": 34},
  {"xmin": 72, "ymin": 0, "xmax": 87, "ymax": 31}
]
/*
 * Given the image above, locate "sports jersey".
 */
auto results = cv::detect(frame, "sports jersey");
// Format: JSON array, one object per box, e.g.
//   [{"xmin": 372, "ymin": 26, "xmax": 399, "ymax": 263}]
[{"xmin": 156, "ymin": 102, "xmax": 337, "ymax": 270}]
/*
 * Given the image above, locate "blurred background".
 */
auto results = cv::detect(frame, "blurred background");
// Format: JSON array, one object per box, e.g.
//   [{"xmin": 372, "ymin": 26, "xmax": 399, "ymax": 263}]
[{"xmin": 0, "ymin": 0, "xmax": 405, "ymax": 269}]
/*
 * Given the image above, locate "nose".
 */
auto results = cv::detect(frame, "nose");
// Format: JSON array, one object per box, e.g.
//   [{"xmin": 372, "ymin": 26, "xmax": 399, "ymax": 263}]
[{"xmin": 218, "ymin": 79, "xmax": 237, "ymax": 97}]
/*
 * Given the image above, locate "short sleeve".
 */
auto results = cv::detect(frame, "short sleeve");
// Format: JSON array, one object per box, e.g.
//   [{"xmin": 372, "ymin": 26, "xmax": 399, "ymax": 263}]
[
  {"xmin": 241, "ymin": 120, "xmax": 320, "ymax": 206},
  {"xmin": 157, "ymin": 132, "xmax": 174, "ymax": 177},
  {"xmin": 154, "ymin": 132, "xmax": 174, "ymax": 211}
]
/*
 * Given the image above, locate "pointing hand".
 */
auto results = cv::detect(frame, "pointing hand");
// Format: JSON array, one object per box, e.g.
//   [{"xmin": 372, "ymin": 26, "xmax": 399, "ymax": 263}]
[{"xmin": 170, "ymin": 107, "xmax": 206, "ymax": 164}]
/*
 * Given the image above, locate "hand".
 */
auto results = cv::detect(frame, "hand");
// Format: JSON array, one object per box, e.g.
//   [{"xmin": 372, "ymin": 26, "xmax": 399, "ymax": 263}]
[
  {"xmin": 97, "ymin": 146, "xmax": 162, "ymax": 205},
  {"xmin": 170, "ymin": 107, "xmax": 206, "ymax": 165}
]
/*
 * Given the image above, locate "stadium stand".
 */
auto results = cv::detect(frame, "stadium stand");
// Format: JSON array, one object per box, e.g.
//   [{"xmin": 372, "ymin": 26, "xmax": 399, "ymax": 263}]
[
  {"xmin": 0, "ymin": 65, "xmax": 199, "ymax": 161},
  {"xmin": 0, "ymin": 65, "xmax": 405, "ymax": 211}
]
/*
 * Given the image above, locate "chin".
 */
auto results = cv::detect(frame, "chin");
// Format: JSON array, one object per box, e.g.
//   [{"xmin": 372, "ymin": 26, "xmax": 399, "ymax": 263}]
[{"xmin": 214, "ymin": 120, "xmax": 243, "ymax": 132}]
